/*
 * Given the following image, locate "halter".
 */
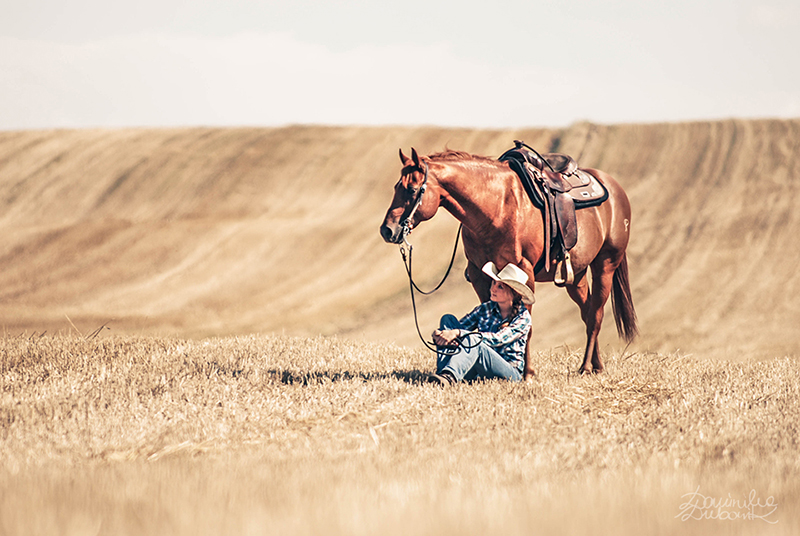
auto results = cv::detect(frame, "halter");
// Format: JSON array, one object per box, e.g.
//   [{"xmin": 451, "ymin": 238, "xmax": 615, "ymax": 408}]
[{"xmin": 398, "ymin": 162, "xmax": 429, "ymax": 246}]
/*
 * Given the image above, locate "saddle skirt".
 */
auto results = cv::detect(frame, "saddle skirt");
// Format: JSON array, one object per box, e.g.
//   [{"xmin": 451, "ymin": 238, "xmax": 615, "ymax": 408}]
[{"xmin": 555, "ymin": 168, "xmax": 608, "ymax": 204}]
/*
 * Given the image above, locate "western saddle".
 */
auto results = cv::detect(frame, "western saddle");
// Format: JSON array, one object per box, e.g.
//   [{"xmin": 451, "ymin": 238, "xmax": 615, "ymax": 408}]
[{"xmin": 499, "ymin": 140, "xmax": 608, "ymax": 286}]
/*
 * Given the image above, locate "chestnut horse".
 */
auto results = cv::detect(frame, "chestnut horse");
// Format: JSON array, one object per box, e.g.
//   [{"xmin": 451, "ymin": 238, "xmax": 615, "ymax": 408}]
[{"xmin": 379, "ymin": 147, "xmax": 637, "ymax": 378}]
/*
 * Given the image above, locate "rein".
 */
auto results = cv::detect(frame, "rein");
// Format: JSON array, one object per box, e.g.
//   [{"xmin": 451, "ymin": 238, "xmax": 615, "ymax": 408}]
[
  {"xmin": 400, "ymin": 223, "xmax": 459, "ymax": 353},
  {"xmin": 400, "ymin": 223, "xmax": 461, "ymax": 296},
  {"xmin": 396, "ymin": 160, "xmax": 481, "ymax": 354},
  {"xmin": 399, "ymin": 223, "xmax": 482, "ymax": 355}
]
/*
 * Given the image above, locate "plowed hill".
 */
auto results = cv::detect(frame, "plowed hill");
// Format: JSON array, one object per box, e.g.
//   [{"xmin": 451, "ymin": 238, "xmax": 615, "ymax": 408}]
[{"xmin": 1, "ymin": 121, "xmax": 798, "ymax": 360}]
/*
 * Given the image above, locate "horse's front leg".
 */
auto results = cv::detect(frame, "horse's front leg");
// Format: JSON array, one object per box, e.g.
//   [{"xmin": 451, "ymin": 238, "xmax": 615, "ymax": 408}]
[
  {"xmin": 466, "ymin": 260, "xmax": 492, "ymax": 302},
  {"xmin": 523, "ymin": 306, "xmax": 536, "ymax": 380}
]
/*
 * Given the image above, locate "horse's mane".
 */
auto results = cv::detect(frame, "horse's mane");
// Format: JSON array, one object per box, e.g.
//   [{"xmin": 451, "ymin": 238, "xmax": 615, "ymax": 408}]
[{"xmin": 427, "ymin": 149, "xmax": 495, "ymax": 163}]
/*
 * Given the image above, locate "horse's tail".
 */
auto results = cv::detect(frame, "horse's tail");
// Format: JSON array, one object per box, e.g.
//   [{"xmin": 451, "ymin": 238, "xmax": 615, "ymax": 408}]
[{"xmin": 611, "ymin": 253, "xmax": 638, "ymax": 343}]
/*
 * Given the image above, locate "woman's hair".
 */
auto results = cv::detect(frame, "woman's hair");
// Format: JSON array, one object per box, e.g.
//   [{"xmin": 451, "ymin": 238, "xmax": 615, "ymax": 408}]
[
  {"xmin": 511, "ymin": 293, "xmax": 524, "ymax": 313},
  {"xmin": 499, "ymin": 295, "xmax": 526, "ymax": 329}
]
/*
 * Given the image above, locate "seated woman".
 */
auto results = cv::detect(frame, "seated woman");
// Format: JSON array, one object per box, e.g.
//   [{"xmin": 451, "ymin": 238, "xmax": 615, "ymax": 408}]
[{"xmin": 429, "ymin": 261, "xmax": 534, "ymax": 385}]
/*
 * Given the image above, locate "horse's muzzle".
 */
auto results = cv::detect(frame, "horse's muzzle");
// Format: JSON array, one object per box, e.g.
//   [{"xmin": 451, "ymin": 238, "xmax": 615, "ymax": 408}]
[{"xmin": 380, "ymin": 223, "xmax": 402, "ymax": 244}]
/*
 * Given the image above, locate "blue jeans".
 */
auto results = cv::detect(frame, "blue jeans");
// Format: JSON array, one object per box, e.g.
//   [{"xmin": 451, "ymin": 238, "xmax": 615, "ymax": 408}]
[{"xmin": 436, "ymin": 314, "xmax": 522, "ymax": 382}]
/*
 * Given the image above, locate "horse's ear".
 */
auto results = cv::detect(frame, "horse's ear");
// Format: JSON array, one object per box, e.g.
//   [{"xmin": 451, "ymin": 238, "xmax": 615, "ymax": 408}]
[
  {"xmin": 399, "ymin": 148, "xmax": 411, "ymax": 165},
  {"xmin": 411, "ymin": 148, "xmax": 421, "ymax": 168}
]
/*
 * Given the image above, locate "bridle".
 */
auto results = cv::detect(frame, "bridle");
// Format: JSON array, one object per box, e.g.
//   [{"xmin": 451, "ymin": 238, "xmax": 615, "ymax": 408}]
[{"xmin": 398, "ymin": 161, "xmax": 429, "ymax": 246}]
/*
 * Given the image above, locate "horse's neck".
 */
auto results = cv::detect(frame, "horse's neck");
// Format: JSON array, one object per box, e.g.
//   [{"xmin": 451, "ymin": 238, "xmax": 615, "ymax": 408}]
[{"xmin": 436, "ymin": 160, "xmax": 510, "ymax": 231}]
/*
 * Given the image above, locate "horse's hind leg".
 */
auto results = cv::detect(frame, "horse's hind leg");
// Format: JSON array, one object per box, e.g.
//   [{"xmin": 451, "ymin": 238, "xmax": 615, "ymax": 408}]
[
  {"xmin": 565, "ymin": 272, "xmax": 598, "ymax": 374},
  {"xmin": 579, "ymin": 260, "xmax": 618, "ymax": 374},
  {"xmin": 565, "ymin": 271, "xmax": 591, "ymax": 326}
]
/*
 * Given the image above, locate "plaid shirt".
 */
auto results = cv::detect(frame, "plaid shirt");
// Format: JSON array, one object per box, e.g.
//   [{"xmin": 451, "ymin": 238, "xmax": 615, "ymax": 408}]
[{"xmin": 457, "ymin": 301, "xmax": 531, "ymax": 371}]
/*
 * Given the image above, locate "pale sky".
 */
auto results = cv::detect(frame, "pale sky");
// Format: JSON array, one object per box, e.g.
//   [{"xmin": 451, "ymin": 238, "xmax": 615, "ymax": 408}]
[{"xmin": 1, "ymin": 0, "xmax": 798, "ymax": 130}]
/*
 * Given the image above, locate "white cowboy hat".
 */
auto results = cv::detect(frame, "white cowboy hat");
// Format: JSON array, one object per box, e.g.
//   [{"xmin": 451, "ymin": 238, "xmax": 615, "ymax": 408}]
[{"xmin": 482, "ymin": 261, "xmax": 535, "ymax": 305}]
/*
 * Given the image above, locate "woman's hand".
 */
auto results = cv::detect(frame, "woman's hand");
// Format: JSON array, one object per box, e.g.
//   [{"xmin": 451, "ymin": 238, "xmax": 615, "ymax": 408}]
[{"xmin": 432, "ymin": 329, "xmax": 459, "ymax": 346}]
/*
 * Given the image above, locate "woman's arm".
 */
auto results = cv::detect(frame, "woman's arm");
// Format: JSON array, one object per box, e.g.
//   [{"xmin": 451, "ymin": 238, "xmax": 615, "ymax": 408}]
[
  {"xmin": 480, "ymin": 309, "xmax": 531, "ymax": 349},
  {"xmin": 432, "ymin": 329, "xmax": 460, "ymax": 346},
  {"xmin": 432, "ymin": 303, "xmax": 486, "ymax": 345},
  {"xmin": 457, "ymin": 303, "xmax": 486, "ymax": 332}
]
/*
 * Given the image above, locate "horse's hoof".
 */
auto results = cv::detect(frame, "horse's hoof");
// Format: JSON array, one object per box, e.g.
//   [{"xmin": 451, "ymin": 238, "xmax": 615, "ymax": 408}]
[
  {"xmin": 523, "ymin": 372, "xmax": 536, "ymax": 382},
  {"xmin": 578, "ymin": 367, "xmax": 593, "ymax": 376},
  {"xmin": 592, "ymin": 367, "xmax": 604, "ymax": 374}
]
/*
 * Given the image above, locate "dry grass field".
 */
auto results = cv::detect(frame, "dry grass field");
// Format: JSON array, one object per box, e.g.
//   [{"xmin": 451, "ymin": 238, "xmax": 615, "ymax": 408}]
[
  {"xmin": 1, "ymin": 120, "xmax": 799, "ymax": 534},
  {"xmin": 1, "ymin": 334, "xmax": 797, "ymax": 535}
]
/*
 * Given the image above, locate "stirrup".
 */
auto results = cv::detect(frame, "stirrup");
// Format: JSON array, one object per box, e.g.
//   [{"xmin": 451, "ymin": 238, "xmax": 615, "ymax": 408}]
[{"xmin": 554, "ymin": 252, "xmax": 574, "ymax": 287}]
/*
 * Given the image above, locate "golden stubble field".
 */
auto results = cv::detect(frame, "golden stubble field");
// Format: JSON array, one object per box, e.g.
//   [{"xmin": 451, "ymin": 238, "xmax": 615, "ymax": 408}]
[
  {"xmin": 1, "ymin": 334, "xmax": 797, "ymax": 535},
  {"xmin": 1, "ymin": 120, "xmax": 799, "ymax": 534}
]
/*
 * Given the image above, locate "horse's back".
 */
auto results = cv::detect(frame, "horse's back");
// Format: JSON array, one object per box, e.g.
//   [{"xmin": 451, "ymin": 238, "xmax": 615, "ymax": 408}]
[
  {"xmin": 583, "ymin": 168, "xmax": 631, "ymax": 213},
  {"xmin": 582, "ymin": 168, "xmax": 632, "ymax": 253}
]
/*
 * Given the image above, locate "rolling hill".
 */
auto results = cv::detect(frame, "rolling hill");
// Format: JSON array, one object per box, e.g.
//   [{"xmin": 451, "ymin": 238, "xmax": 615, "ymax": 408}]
[{"xmin": 1, "ymin": 120, "xmax": 798, "ymax": 361}]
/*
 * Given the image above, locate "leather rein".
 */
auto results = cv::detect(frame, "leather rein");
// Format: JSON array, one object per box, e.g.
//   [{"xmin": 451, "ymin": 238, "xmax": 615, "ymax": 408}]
[
  {"xmin": 399, "ymin": 223, "xmax": 467, "ymax": 354},
  {"xmin": 397, "ymin": 162, "xmax": 478, "ymax": 354}
]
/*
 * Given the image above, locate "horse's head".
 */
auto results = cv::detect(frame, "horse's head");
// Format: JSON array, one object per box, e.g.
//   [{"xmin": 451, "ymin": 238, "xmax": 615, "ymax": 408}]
[{"xmin": 379, "ymin": 148, "xmax": 441, "ymax": 244}]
